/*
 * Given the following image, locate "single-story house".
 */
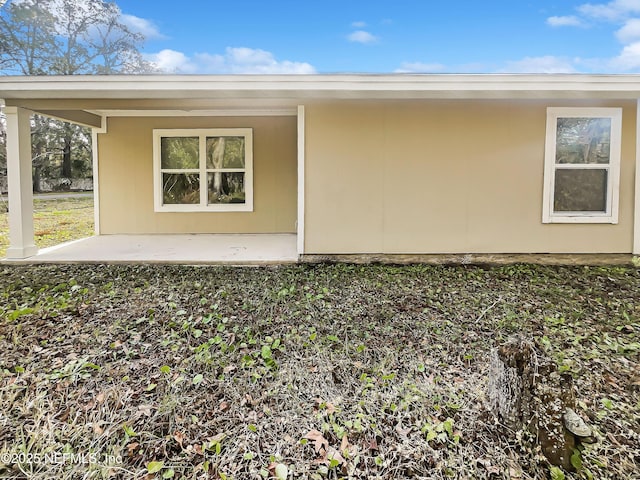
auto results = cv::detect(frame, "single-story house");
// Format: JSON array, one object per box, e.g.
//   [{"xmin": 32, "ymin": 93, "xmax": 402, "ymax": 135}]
[{"xmin": 1, "ymin": 74, "xmax": 640, "ymax": 262}]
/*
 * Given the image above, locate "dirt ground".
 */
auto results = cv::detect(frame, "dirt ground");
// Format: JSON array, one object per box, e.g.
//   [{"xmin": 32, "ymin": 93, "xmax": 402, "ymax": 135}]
[{"xmin": 0, "ymin": 263, "xmax": 638, "ymax": 479}]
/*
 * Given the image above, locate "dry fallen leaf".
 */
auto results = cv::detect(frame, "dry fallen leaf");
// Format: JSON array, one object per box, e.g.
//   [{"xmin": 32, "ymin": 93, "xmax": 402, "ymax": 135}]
[
  {"xmin": 209, "ymin": 432, "xmax": 226, "ymax": 444},
  {"xmin": 509, "ymin": 465, "xmax": 523, "ymax": 479},
  {"xmin": 126, "ymin": 443, "xmax": 140, "ymax": 456},
  {"xmin": 478, "ymin": 458, "xmax": 500, "ymax": 475},
  {"xmin": 340, "ymin": 434, "xmax": 349, "ymax": 454},
  {"xmin": 173, "ymin": 431, "xmax": 185, "ymax": 447},
  {"xmin": 395, "ymin": 424, "xmax": 411, "ymax": 438},
  {"xmin": 326, "ymin": 446, "xmax": 345, "ymax": 465},
  {"xmin": 304, "ymin": 429, "xmax": 328, "ymax": 454},
  {"xmin": 367, "ymin": 437, "xmax": 379, "ymax": 451},
  {"xmin": 138, "ymin": 404, "xmax": 153, "ymax": 416}
]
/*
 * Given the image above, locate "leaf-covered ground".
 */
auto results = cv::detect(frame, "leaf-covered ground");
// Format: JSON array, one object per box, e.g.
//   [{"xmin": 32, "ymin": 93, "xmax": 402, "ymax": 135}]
[
  {"xmin": 0, "ymin": 264, "xmax": 638, "ymax": 480},
  {"xmin": 0, "ymin": 195, "xmax": 94, "ymax": 259}
]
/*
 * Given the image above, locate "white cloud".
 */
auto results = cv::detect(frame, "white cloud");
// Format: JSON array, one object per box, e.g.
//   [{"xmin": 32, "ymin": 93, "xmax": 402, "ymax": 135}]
[
  {"xmin": 347, "ymin": 30, "xmax": 378, "ymax": 44},
  {"xmin": 394, "ymin": 61, "xmax": 446, "ymax": 73},
  {"xmin": 121, "ymin": 14, "xmax": 164, "ymax": 40},
  {"xmin": 147, "ymin": 47, "xmax": 315, "ymax": 74},
  {"xmin": 393, "ymin": 57, "xmax": 581, "ymax": 74},
  {"xmin": 546, "ymin": 15, "xmax": 585, "ymax": 27},
  {"xmin": 498, "ymin": 56, "xmax": 578, "ymax": 73},
  {"xmin": 611, "ymin": 40, "xmax": 640, "ymax": 67},
  {"xmin": 615, "ymin": 17, "xmax": 640, "ymax": 41},
  {"xmin": 146, "ymin": 49, "xmax": 197, "ymax": 73},
  {"xmin": 545, "ymin": 0, "xmax": 640, "ymax": 72},
  {"xmin": 351, "ymin": 21, "xmax": 367, "ymax": 28},
  {"xmin": 578, "ymin": 0, "xmax": 640, "ymax": 21},
  {"xmin": 200, "ymin": 47, "xmax": 315, "ymax": 74}
]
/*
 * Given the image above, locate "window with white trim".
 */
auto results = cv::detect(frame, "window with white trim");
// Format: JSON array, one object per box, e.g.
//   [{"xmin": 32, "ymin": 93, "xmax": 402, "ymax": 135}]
[
  {"xmin": 153, "ymin": 128, "xmax": 253, "ymax": 212},
  {"xmin": 542, "ymin": 107, "xmax": 622, "ymax": 224}
]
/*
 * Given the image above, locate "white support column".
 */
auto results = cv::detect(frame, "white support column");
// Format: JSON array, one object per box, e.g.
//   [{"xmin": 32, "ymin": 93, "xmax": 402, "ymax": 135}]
[
  {"xmin": 91, "ymin": 129, "xmax": 100, "ymax": 235},
  {"xmin": 634, "ymin": 99, "xmax": 640, "ymax": 255},
  {"xmin": 297, "ymin": 105, "xmax": 305, "ymax": 256},
  {"xmin": 5, "ymin": 106, "xmax": 37, "ymax": 259},
  {"xmin": 91, "ymin": 115, "xmax": 106, "ymax": 235}
]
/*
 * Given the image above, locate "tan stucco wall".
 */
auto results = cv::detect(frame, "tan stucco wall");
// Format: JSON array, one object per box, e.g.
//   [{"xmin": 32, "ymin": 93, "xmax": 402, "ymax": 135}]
[
  {"xmin": 304, "ymin": 100, "xmax": 636, "ymax": 254},
  {"xmin": 98, "ymin": 116, "xmax": 297, "ymax": 234}
]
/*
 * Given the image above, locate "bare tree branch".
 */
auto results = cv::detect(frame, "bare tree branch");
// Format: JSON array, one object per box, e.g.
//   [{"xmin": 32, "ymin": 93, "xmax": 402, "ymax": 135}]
[{"xmin": 0, "ymin": 0, "xmax": 152, "ymax": 187}]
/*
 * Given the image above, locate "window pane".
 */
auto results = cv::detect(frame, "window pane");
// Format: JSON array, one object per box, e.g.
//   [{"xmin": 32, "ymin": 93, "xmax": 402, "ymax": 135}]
[
  {"xmin": 161, "ymin": 137, "xmax": 199, "ymax": 169},
  {"xmin": 556, "ymin": 118, "xmax": 611, "ymax": 164},
  {"xmin": 163, "ymin": 173, "xmax": 200, "ymax": 204},
  {"xmin": 206, "ymin": 136, "xmax": 245, "ymax": 169},
  {"xmin": 554, "ymin": 169, "xmax": 607, "ymax": 212},
  {"xmin": 207, "ymin": 172, "xmax": 245, "ymax": 204}
]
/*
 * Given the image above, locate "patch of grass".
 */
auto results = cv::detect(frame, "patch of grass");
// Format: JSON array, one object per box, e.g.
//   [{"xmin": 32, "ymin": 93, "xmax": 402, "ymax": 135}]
[
  {"xmin": 0, "ymin": 195, "xmax": 94, "ymax": 258},
  {"xmin": 0, "ymin": 264, "xmax": 638, "ymax": 479}
]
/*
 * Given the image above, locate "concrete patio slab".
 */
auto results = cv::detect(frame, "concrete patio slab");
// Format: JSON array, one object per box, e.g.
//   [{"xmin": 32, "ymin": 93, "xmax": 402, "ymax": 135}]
[{"xmin": 2, "ymin": 234, "xmax": 298, "ymax": 264}]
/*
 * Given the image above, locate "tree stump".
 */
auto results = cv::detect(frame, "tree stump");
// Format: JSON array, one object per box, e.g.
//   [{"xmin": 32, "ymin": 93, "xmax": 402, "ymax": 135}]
[{"xmin": 487, "ymin": 337, "xmax": 578, "ymax": 470}]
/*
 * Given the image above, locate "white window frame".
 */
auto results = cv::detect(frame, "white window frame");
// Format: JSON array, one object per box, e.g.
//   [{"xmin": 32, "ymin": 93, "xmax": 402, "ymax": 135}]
[
  {"xmin": 153, "ymin": 128, "xmax": 253, "ymax": 212},
  {"xmin": 542, "ymin": 107, "xmax": 622, "ymax": 224}
]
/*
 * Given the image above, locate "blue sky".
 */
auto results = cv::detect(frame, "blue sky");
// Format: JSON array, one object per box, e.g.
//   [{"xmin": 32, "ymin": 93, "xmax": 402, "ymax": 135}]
[{"xmin": 112, "ymin": 0, "xmax": 640, "ymax": 73}]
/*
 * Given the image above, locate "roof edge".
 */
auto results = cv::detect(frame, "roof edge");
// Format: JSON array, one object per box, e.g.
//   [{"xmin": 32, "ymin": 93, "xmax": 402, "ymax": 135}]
[{"xmin": 2, "ymin": 73, "xmax": 640, "ymax": 100}]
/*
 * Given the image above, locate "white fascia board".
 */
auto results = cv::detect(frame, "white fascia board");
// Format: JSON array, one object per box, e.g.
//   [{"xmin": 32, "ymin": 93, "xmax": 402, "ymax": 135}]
[
  {"xmin": 88, "ymin": 108, "xmax": 297, "ymax": 117},
  {"xmin": 3, "ymin": 74, "xmax": 640, "ymax": 100}
]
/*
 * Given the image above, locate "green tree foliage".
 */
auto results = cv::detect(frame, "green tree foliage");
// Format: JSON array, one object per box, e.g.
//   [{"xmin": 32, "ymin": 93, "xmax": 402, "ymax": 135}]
[
  {"xmin": 161, "ymin": 137, "xmax": 200, "ymax": 170},
  {"xmin": 30, "ymin": 116, "xmax": 92, "ymax": 192},
  {"xmin": 206, "ymin": 136, "xmax": 246, "ymax": 203},
  {"xmin": 206, "ymin": 136, "xmax": 245, "ymax": 169},
  {"xmin": 0, "ymin": 0, "xmax": 153, "ymax": 188},
  {"xmin": 556, "ymin": 118, "xmax": 611, "ymax": 164},
  {"xmin": 162, "ymin": 173, "xmax": 200, "ymax": 205},
  {"xmin": 158, "ymin": 136, "xmax": 247, "ymax": 205}
]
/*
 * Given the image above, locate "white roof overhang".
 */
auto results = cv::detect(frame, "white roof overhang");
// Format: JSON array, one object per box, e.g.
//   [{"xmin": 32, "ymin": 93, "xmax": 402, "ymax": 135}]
[
  {"xmin": 1, "ymin": 73, "xmax": 640, "ymax": 100},
  {"xmin": 2, "ymin": 74, "xmax": 640, "ymax": 126}
]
